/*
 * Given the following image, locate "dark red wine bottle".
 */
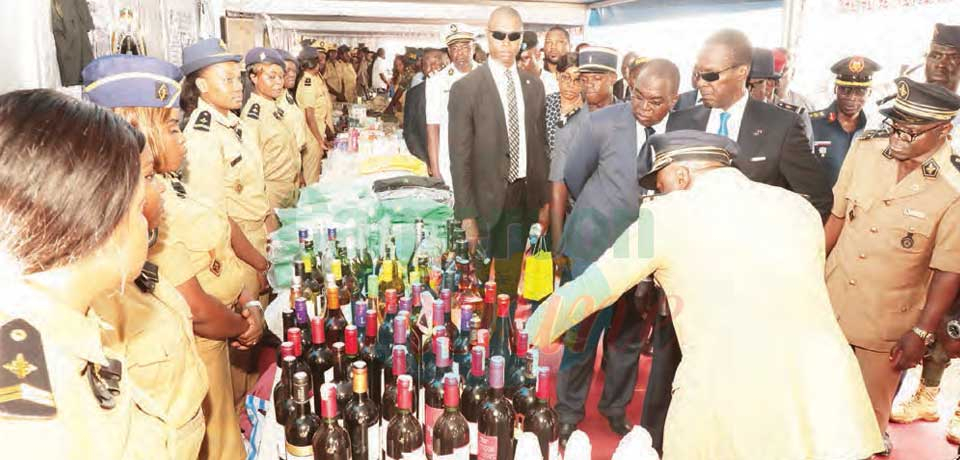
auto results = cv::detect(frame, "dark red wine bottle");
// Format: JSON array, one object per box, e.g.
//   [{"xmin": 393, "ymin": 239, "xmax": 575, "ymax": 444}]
[
  {"xmin": 294, "ymin": 297, "xmax": 313, "ymax": 350},
  {"xmin": 309, "ymin": 316, "xmax": 335, "ymax": 413},
  {"xmin": 440, "ymin": 288, "xmax": 459, "ymax": 340},
  {"xmin": 523, "ymin": 367, "xmax": 559, "ymax": 460},
  {"xmin": 461, "ymin": 346, "xmax": 488, "ymax": 460},
  {"xmin": 453, "ymin": 305, "xmax": 474, "ymax": 380},
  {"xmin": 481, "ymin": 281, "xmax": 497, "ymax": 329},
  {"xmin": 360, "ymin": 309, "xmax": 383, "ymax": 409},
  {"xmin": 425, "ymin": 336, "xmax": 452, "ymax": 457},
  {"xmin": 402, "ymin": 297, "xmax": 423, "ymax": 358},
  {"xmin": 384, "ymin": 316, "xmax": 419, "ymax": 389},
  {"xmin": 312, "ymin": 382, "xmax": 351, "ymax": 460},
  {"xmin": 284, "ymin": 372, "xmax": 319, "ymax": 459},
  {"xmin": 382, "ymin": 345, "xmax": 419, "ymax": 452},
  {"xmin": 487, "ymin": 295, "xmax": 513, "ymax": 362},
  {"xmin": 510, "ymin": 349, "xmax": 539, "ymax": 427},
  {"xmin": 386, "ymin": 375, "xmax": 424, "ymax": 459},
  {"xmin": 287, "ymin": 328, "xmax": 311, "ymax": 381},
  {"xmin": 330, "ymin": 342, "xmax": 353, "ymax": 425},
  {"xmin": 505, "ymin": 331, "xmax": 530, "ymax": 398},
  {"xmin": 325, "ymin": 285, "xmax": 348, "ymax": 345},
  {"xmin": 344, "ymin": 361, "xmax": 381, "ymax": 460},
  {"xmin": 377, "ymin": 288, "xmax": 400, "ymax": 365},
  {"xmin": 434, "ymin": 373, "xmax": 470, "ymax": 459},
  {"xmin": 477, "ymin": 356, "xmax": 514, "ymax": 460},
  {"xmin": 274, "ymin": 343, "xmax": 298, "ymax": 425}
]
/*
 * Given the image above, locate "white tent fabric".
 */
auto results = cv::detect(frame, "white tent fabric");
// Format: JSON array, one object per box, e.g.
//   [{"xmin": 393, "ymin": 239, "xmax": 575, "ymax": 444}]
[{"xmin": 1, "ymin": 0, "xmax": 61, "ymax": 93}]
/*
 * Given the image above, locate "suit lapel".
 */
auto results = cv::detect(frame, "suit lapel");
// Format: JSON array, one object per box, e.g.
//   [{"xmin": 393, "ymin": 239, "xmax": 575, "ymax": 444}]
[
  {"xmin": 737, "ymin": 99, "xmax": 761, "ymax": 159},
  {"xmin": 693, "ymin": 105, "xmax": 710, "ymax": 131}
]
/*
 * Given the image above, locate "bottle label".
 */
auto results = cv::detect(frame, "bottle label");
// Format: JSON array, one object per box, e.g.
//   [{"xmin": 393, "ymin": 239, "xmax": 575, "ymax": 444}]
[
  {"xmin": 386, "ymin": 445, "xmax": 424, "ymax": 460},
  {"xmin": 381, "ymin": 260, "xmax": 394, "ymax": 282},
  {"xmin": 477, "ymin": 433, "xmax": 499, "ymax": 460},
  {"xmin": 548, "ymin": 440, "xmax": 559, "ymax": 460},
  {"xmin": 469, "ymin": 421, "xmax": 478, "ymax": 456},
  {"xmin": 435, "ymin": 445, "xmax": 470, "ymax": 460},
  {"xmin": 424, "ymin": 405, "xmax": 442, "ymax": 455},
  {"xmin": 286, "ymin": 442, "xmax": 313, "ymax": 459},
  {"xmin": 380, "ymin": 422, "xmax": 389, "ymax": 459},
  {"xmin": 303, "ymin": 255, "xmax": 314, "ymax": 274},
  {"xmin": 367, "ymin": 424, "xmax": 380, "ymax": 460},
  {"xmin": 332, "ymin": 260, "xmax": 343, "ymax": 281},
  {"xmin": 418, "ymin": 388, "xmax": 426, "ymax": 424},
  {"xmin": 325, "ymin": 368, "xmax": 335, "ymax": 385}
]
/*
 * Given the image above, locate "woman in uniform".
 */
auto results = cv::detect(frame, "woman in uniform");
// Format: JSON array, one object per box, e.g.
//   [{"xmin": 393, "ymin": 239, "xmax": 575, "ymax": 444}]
[
  {"xmin": 0, "ymin": 89, "xmax": 148, "ymax": 459},
  {"xmin": 179, "ymin": 38, "xmax": 273, "ymax": 410},
  {"xmin": 82, "ymin": 55, "xmax": 211, "ymax": 460}
]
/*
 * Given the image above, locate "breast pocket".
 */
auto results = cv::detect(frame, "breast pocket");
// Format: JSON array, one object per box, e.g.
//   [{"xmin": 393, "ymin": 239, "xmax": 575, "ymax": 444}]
[
  {"xmin": 888, "ymin": 220, "xmax": 934, "ymax": 256},
  {"xmin": 127, "ymin": 339, "xmax": 173, "ymax": 392}
]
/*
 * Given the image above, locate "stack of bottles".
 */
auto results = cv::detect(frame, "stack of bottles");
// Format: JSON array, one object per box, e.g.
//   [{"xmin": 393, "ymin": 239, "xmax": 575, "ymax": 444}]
[{"xmin": 273, "ymin": 220, "xmax": 559, "ymax": 459}]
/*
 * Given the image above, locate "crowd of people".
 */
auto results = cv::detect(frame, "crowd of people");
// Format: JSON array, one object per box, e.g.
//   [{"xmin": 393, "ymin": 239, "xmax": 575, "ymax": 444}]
[{"xmin": 1, "ymin": 3, "xmax": 960, "ymax": 460}]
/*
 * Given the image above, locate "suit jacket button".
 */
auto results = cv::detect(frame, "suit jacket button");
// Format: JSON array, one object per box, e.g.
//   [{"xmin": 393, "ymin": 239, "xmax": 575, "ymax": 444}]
[
  {"xmin": 870, "ymin": 227, "xmax": 879, "ymax": 233},
  {"xmin": 235, "ymin": 183, "xmax": 243, "ymax": 193},
  {"xmin": 848, "ymin": 279, "xmax": 857, "ymax": 286}
]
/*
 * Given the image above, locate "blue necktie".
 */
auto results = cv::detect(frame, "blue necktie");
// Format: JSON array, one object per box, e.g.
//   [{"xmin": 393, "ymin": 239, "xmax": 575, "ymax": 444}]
[{"xmin": 718, "ymin": 111, "xmax": 731, "ymax": 138}]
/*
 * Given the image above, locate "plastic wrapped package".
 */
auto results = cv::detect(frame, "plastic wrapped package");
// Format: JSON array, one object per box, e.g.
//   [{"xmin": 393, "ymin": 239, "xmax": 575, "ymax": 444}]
[
  {"xmin": 514, "ymin": 432, "xmax": 543, "ymax": 460},
  {"xmin": 564, "ymin": 430, "xmax": 592, "ymax": 460},
  {"xmin": 612, "ymin": 425, "xmax": 660, "ymax": 460}
]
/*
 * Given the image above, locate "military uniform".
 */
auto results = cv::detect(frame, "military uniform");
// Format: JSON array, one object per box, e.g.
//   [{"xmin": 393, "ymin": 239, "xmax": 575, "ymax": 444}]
[
  {"xmin": 0, "ymin": 287, "xmax": 141, "ymax": 459},
  {"xmin": 426, "ymin": 24, "xmax": 475, "ymax": 184},
  {"xmin": 152, "ymin": 173, "xmax": 248, "ymax": 460},
  {"xmin": 243, "ymin": 90, "xmax": 302, "ymax": 210},
  {"xmin": 810, "ymin": 56, "xmax": 880, "ymax": 187},
  {"xmin": 296, "ymin": 66, "xmax": 335, "ymax": 184},
  {"xmin": 339, "ymin": 48, "xmax": 359, "ymax": 103},
  {"xmin": 826, "ymin": 78, "xmax": 960, "ymax": 442},
  {"xmin": 324, "ymin": 55, "xmax": 344, "ymax": 102},
  {"xmin": 91, "ymin": 266, "xmax": 209, "ymax": 460},
  {"xmin": 278, "ymin": 88, "xmax": 307, "ymax": 153}
]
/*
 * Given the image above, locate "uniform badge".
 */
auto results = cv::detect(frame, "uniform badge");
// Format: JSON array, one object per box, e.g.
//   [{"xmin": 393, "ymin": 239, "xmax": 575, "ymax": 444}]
[
  {"xmin": 901, "ymin": 232, "xmax": 915, "ymax": 249},
  {"xmin": 259, "ymin": 51, "xmax": 267, "ymax": 62},
  {"xmin": 171, "ymin": 180, "xmax": 186, "ymax": 198},
  {"xmin": 448, "ymin": 68, "xmax": 454, "ymax": 76},
  {"xmin": 898, "ymin": 80, "xmax": 910, "ymax": 99},
  {"xmin": 753, "ymin": 129, "xmax": 764, "ymax": 136},
  {"xmin": 234, "ymin": 127, "xmax": 243, "ymax": 142},
  {"xmin": 155, "ymin": 82, "xmax": 169, "ymax": 102},
  {"xmin": 922, "ymin": 158, "xmax": 940, "ymax": 178},
  {"xmin": 286, "ymin": 92, "xmax": 295, "ymax": 104},
  {"xmin": 810, "ymin": 110, "xmax": 824, "ymax": 119},
  {"xmin": 210, "ymin": 258, "xmax": 222, "ymax": 277},
  {"xmin": 234, "ymin": 182, "xmax": 243, "ymax": 193},
  {"xmin": 882, "ymin": 147, "xmax": 894, "ymax": 159},
  {"xmin": 777, "ymin": 101, "xmax": 800, "ymax": 113},
  {"xmin": 194, "ymin": 111, "xmax": 212, "ymax": 132},
  {"xmin": 247, "ymin": 103, "xmax": 260, "ymax": 120},
  {"xmin": 450, "ymin": 24, "xmax": 458, "ymax": 33},
  {"xmin": 0, "ymin": 318, "xmax": 56, "ymax": 418},
  {"xmin": 230, "ymin": 155, "xmax": 242, "ymax": 167},
  {"xmin": 133, "ymin": 261, "xmax": 159, "ymax": 294},
  {"xmin": 304, "ymin": 77, "xmax": 312, "ymax": 87},
  {"xmin": 827, "ymin": 112, "xmax": 837, "ymax": 123},
  {"xmin": 848, "ymin": 57, "xmax": 865, "ymax": 74},
  {"xmin": 84, "ymin": 359, "xmax": 122, "ymax": 410},
  {"xmin": 951, "ymin": 154, "xmax": 960, "ymax": 173}
]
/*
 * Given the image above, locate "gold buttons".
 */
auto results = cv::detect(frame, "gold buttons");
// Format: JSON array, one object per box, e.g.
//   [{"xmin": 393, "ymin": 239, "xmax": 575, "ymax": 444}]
[
  {"xmin": 900, "ymin": 306, "xmax": 909, "ymax": 312},
  {"xmin": 849, "ymin": 279, "xmax": 857, "ymax": 286},
  {"xmin": 234, "ymin": 183, "xmax": 243, "ymax": 193},
  {"xmin": 858, "ymin": 253, "xmax": 866, "ymax": 259},
  {"xmin": 870, "ymin": 227, "xmax": 879, "ymax": 233},
  {"xmin": 883, "ymin": 200, "xmax": 891, "ymax": 206}
]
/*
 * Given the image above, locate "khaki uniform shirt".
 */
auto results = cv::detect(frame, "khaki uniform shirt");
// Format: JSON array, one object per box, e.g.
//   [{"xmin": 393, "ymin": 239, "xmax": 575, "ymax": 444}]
[
  {"xmin": 339, "ymin": 60, "xmax": 358, "ymax": 103},
  {"xmin": 324, "ymin": 62, "xmax": 344, "ymax": 101},
  {"xmin": 242, "ymin": 92, "xmax": 302, "ymax": 209},
  {"xmin": 827, "ymin": 135, "xmax": 960, "ymax": 352},
  {"xmin": 278, "ymin": 89, "xmax": 307, "ymax": 152},
  {"xmin": 183, "ymin": 98, "xmax": 270, "ymax": 226},
  {"xmin": 0, "ymin": 287, "xmax": 142, "ymax": 459},
  {"xmin": 296, "ymin": 71, "xmax": 335, "ymax": 135}
]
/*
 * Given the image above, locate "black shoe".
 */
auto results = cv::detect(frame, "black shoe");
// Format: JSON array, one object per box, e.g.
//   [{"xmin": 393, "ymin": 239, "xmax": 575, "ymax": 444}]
[
  {"xmin": 559, "ymin": 422, "xmax": 577, "ymax": 448},
  {"xmin": 606, "ymin": 415, "xmax": 632, "ymax": 437}
]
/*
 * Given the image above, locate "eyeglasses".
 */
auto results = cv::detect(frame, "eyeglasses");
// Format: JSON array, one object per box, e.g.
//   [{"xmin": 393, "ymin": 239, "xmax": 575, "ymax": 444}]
[
  {"xmin": 559, "ymin": 73, "xmax": 580, "ymax": 84},
  {"xmin": 927, "ymin": 50, "xmax": 960, "ymax": 67},
  {"xmin": 489, "ymin": 30, "xmax": 523, "ymax": 42},
  {"xmin": 882, "ymin": 119, "xmax": 947, "ymax": 143},
  {"xmin": 695, "ymin": 65, "xmax": 737, "ymax": 82}
]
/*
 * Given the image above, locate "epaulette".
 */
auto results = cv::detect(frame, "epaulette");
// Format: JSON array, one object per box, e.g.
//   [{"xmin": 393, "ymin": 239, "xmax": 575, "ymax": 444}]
[
  {"xmin": 134, "ymin": 261, "xmax": 159, "ymax": 294},
  {"xmin": 858, "ymin": 128, "xmax": 890, "ymax": 140},
  {"xmin": 776, "ymin": 101, "xmax": 804, "ymax": 114},
  {"xmin": 304, "ymin": 77, "xmax": 312, "ymax": 87},
  {"xmin": 809, "ymin": 110, "xmax": 825, "ymax": 119},
  {"xmin": 286, "ymin": 92, "xmax": 295, "ymax": 104},
  {"xmin": 0, "ymin": 318, "xmax": 56, "ymax": 418},
  {"xmin": 951, "ymin": 154, "xmax": 960, "ymax": 174},
  {"xmin": 246, "ymin": 103, "xmax": 260, "ymax": 120},
  {"xmin": 192, "ymin": 111, "xmax": 211, "ymax": 132}
]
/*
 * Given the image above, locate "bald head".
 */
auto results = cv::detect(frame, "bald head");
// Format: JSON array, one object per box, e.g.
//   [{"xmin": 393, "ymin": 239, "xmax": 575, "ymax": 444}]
[
  {"xmin": 489, "ymin": 6, "xmax": 522, "ymax": 26},
  {"xmin": 636, "ymin": 59, "xmax": 680, "ymax": 95},
  {"xmin": 487, "ymin": 7, "xmax": 524, "ymax": 68}
]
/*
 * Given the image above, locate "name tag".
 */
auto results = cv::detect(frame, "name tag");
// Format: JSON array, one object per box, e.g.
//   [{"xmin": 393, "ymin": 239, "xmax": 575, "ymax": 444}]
[
  {"xmin": 750, "ymin": 156, "xmax": 767, "ymax": 162},
  {"xmin": 904, "ymin": 208, "xmax": 927, "ymax": 219},
  {"xmin": 230, "ymin": 155, "xmax": 242, "ymax": 167}
]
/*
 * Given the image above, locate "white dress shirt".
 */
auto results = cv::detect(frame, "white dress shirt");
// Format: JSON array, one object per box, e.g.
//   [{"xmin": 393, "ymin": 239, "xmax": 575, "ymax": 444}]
[
  {"xmin": 372, "ymin": 57, "xmax": 390, "ymax": 90},
  {"xmin": 425, "ymin": 63, "xmax": 472, "ymax": 184},
  {"xmin": 488, "ymin": 58, "xmax": 527, "ymax": 180},
  {"xmin": 541, "ymin": 69, "xmax": 559, "ymax": 95},
  {"xmin": 705, "ymin": 92, "xmax": 748, "ymax": 142},
  {"xmin": 636, "ymin": 114, "xmax": 670, "ymax": 167}
]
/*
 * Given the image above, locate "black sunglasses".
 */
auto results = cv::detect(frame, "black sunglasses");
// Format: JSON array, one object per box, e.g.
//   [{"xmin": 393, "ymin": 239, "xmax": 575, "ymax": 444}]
[
  {"xmin": 490, "ymin": 30, "xmax": 523, "ymax": 42},
  {"xmin": 695, "ymin": 65, "xmax": 737, "ymax": 82}
]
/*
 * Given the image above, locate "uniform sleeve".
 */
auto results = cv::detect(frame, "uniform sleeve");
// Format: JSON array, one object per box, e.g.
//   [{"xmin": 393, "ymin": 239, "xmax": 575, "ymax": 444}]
[
  {"xmin": 525, "ymin": 205, "xmax": 662, "ymax": 347},
  {"xmin": 296, "ymin": 81, "xmax": 316, "ymax": 108},
  {"xmin": 183, "ymin": 133, "xmax": 226, "ymax": 210},
  {"xmin": 830, "ymin": 138, "xmax": 862, "ymax": 218},
  {"xmin": 152, "ymin": 241, "xmax": 199, "ymax": 287},
  {"xmin": 425, "ymin": 77, "xmax": 444, "ymax": 125},
  {"xmin": 563, "ymin": 115, "xmax": 601, "ymax": 199},
  {"xmin": 931, "ymin": 199, "xmax": 960, "ymax": 274}
]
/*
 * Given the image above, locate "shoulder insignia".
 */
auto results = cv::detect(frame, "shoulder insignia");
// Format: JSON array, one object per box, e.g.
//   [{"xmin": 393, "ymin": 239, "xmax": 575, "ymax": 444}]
[
  {"xmin": 922, "ymin": 158, "xmax": 940, "ymax": 179},
  {"xmin": 134, "ymin": 261, "xmax": 159, "ymax": 294},
  {"xmin": 304, "ymin": 77, "xmax": 312, "ymax": 87},
  {"xmin": 0, "ymin": 318, "xmax": 56, "ymax": 418},
  {"xmin": 882, "ymin": 147, "xmax": 894, "ymax": 159},
  {"xmin": 247, "ymin": 103, "xmax": 260, "ymax": 120},
  {"xmin": 193, "ymin": 111, "xmax": 211, "ymax": 132},
  {"xmin": 809, "ymin": 110, "xmax": 824, "ymax": 119},
  {"xmin": 84, "ymin": 358, "xmax": 122, "ymax": 410},
  {"xmin": 951, "ymin": 154, "xmax": 960, "ymax": 174},
  {"xmin": 234, "ymin": 127, "xmax": 243, "ymax": 142},
  {"xmin": 777, "ymin": 101, "xmax": 801, "ymax": 113},
  {"xmin": 286, "ymin": 92, "xmax": 295, "ymax": 104},
  {"xmin": 274, "ymin": 107, "xmax": 285, "ymax": 120},
  {"xmin": 858, "ymin": 129, "xmax": 891, "ymax": 140},
  {"xmin": 170, "ymin": 179, "xmax": 186, "ymax": 198},
  {"xmin": 448, "ymin": 68, "xmax": 455, "ymax": 76}
]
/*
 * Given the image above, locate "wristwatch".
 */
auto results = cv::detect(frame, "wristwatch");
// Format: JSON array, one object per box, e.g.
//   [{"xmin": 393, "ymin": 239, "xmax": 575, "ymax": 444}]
[
  {"xmin": 912, "ymin": 326, "xmax": 936, "ymax": 346},
  {"xmin": 947, "ymin": 319, "xmax": 960, "ymax": 340}
]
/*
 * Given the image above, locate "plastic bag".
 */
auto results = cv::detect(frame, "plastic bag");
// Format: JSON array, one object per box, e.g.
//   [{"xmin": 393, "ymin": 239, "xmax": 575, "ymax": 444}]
[
  {"xmin": 612, "ymin": 425, "xmax": 660, "ymax": 460},
  {"xmin": 521, "ymin": 224, "xmax": 553, "ymax": 301},
  {"xmin": 564, "ymin": 430, "xmax": 592, "ymax": 460},
  {"xmin": 514, "ymin": 432, "xmax": 543, "ymax": 460}
]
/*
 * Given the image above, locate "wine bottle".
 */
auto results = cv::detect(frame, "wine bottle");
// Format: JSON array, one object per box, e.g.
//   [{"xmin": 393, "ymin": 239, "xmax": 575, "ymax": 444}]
[
  {"xmin": 360, "ymin": 309, "xmax": 382, "ymax": 408},
  {"xmin": 285, "ymin": 372, "xmax": 319, "ymax": 460},
  {"xmin": 402, "ymin": 297, "xmax": 423, "ymax": 359},
  {"xmin": 453, "ymin": 305, "xmax": 474, "ymax": 380},
  {"xmin": 342, "ymin": 236, "xmax": 362, "ymax": 301},
  {"xmin": 382, "ymin": 345, "xmax": 418, "ymax": 451},
  {"xmin": 377, "ymin": 288, "xmax": 399, "ymax": 364},
  {"xmin": 293, "ymin": 298, "xmax": 313, "ymax": 351},
  {"xmin": 477, "ymin": 356, "xmax": 514, "ymax": 460},
  {"xmin": 367, "ymin": 273, "xmax": 381, "ymax": 322},
  {"xmin": 523, "ymin": 367, "xmax": 559, "ymax": 460},
  {"xmin": 421, "ymin": 326, "xmax": 446, "ymax": 393},
  {"xmin": 324, "ymin": 227, "xmax": 339, "ymax": 278},
  {"xmin": 309, "ymin": 316, "xmax": 335, "ymax": 411},
  {"xmin": 487, "ymin": 295, "xmax": 513, "ymax": 361},
  {"xmin": 290, "ymin": 261, "xmax": 305, "ymax": 308},
  {"xmin": 410, "ymin": 282, "xmax": 425, "ymax": 318},
  {"xmin": 433, "ymin": 373, "xmax": 470, "ymax": 460},
  {"xmin": 481, "ymin": 281, "xmax": 497, "ymax": 329},
  {"xmin": 505, "ymin": 331, "xmax": 529, "ymax": 398},
  {"xmin": 386, "ymin": 375, "xmax": 424, "ymax": 460},
  {"xmin": 279, "ymin": 309, "xmax": 296, "ymax": 365},
  {"xmin": 439, "ymin": 289, "xmax": 459, "ymax": 341},
  {"xmin": 345, "ymin": 361, "xmax": 381, "ymax": 460},
  {"xmin": 344, "ymin": 325, "xmax": 361, "ymax": 367},
  {"xmin": 425, "ymin": 336, "xmax": 452, "ymax": 457},
  {"xmin": 325, "ymin": 285, "xmax": 348, "ymax": 345},
  {"xmin": 461, "ymin": 346, "xmax": 487, "ymax": 460},
  {"xmin": 303, "ymin": 239, "xmax": 323, "ymax": 313},
  {"xmin": 274, "ymin": 343, "xmax": 298, "ymax": 425},
  {"xmin": 312, "ymin": 383, "xmax": 351, "ymax": 460},
  {"xmin": 330, "ymin": 342, "xmax": 353, "ymax": 425},
  {"xmin": 476, "ymin": 329, "xmax": 491, "ymax": 366},
  {"xmin": 354, "ymin": 299, "xmax": 369, "ymax": 336},
  {"xmin": 510, "ymin": 349, "xmax": 539, "ymax": 427},
  {"xmin": 286, "ymin": 328, "xmax": 311, "ymax": 378}
]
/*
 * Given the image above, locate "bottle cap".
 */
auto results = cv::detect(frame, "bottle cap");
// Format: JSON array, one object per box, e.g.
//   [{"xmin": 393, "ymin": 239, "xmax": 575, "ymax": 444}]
[
  {"xmin": 536, "ymin": 366, "xmax": 551, "ymax": 400},
  {"xmin": 293, "ymin": 371, "xmax": 310, "ymax": 401},
  {"xmin": 470, "ymin": 346, "xmax": 485, "ymax": 377},
  {"xmin": 484, "ymin": 281, "xmax": 497, "ymax": 303},
  {"xmin": 461, "ymin": 305, "xmax": 473, "ymax": 330},
  {"xmin": 280, "ymin": 341, "xmax": 294, "ymax": 358},
  {"xmin": 496, "ymin": 294, "xmax": 510, "ymax": 317},
  {"xmin": 320, "ymin": 383, "xmax": 338, "ymax": 418},
  {"xmin": 440, "ymin": 288, "xmax": 452, "ymax": 304},
  {"xmin": 433, "ymin": 300, "xmax": 445, "ymax": 325},
  {"xmin": 365, "ymin": 309, "xmax": 378, "ymax": 337},
  {"xmin": 399, "ymin": 296, "xmax": 412, "ymax": 314},
  {"xmin": 411, "ymin": 283, "xmax": 422, "ymax": 301},
  {"xmin": 327, "ymin": 228, "xmax": 337, "ymax": 240},
  {"xmin": 385, "ymin": 289, "xmax": 398, "ymax": 312},
  {"xmin": 287, "ymin": 328, "xmax": 303, "ymax": 357},
  {"xmin": 516, "ymin": 331, "xmax": 528, "ymax": 352},
  {"xmin": 396, "ymin": 375, "xmax": 413, "ymax": 410},
  {"xmin": 436, "ymin": 336, "xmax": 451, "ymax": 367},
  {"xmin": 298, "ymin": 228, "xmax": 309, "ymax": 241},
  {"xmin": 310, "ymin": 317, "xmax": 326, "ymax": 344},
  {"xmin": 326, "ymin": 286, "xmax": 340, "ymax": 309},
  {"xmin": 477, "ymin": 329, "xmax": 490, "ymax": 350},
  {"xmin": 352, "ymin": 361, "xmax": 368, "ymax": 393},
  {"xmin": 392, "ymin": 345, "xmax": 407, "ymax": 376},
  {"xmin": 344, "ymin": 326, "xmax": 359, "ymax": 355},
  {"xmin": 393, "ymin": 316, "xmax": 407, "ymax": 345},
  {"xmin": 489, "ymin": 356, "xmax": 505, "ymax": 389},
  {"xmin": 443, "ymin": 373, "xmax": 460, "ymax": 408},
  {"xmin": 367, "ymin": 275, "xmax": 379, "ymax": 298}
]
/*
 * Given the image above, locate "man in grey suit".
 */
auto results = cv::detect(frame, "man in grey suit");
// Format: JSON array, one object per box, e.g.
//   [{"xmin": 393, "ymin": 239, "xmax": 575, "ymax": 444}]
[
  {"xmin": 554, "ymin": 59, "xmax": 680, "ymax": 443},
  {"xmin": 449, "ymin": 6, "xmax": 549, "ymax": 295}
]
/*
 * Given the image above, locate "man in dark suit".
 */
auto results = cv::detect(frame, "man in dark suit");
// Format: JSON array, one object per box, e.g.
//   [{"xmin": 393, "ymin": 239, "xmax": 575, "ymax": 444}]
[
  {"xmin": 642, "ymin": 29, "xmax": 832, "ymax": 454},
  {"xmin": 556, "ymin": 58, "xmax": 680, "ymax": 443},
  {"xmin": 449, "ymin": 6, "xmax": 549, "ymax": 296},
  {"xmin": 673, "ymin": 70, "xmax": 700, "ymax": 111},
  {"xmin": 403, "ymin": 48, "xmax": 444, "ymax": 163}
]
